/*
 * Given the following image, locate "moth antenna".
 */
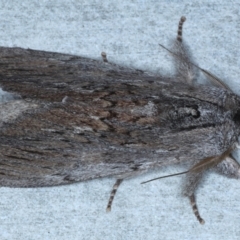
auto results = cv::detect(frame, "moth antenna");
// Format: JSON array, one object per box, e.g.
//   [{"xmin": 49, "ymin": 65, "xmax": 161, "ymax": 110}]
[
  {"xmin": 142, "ymin": 144, "xmax": 235, "ymax": 184},
  {"xmin": 177, "ymin": 16, "xmax": 186, "ymax": 42},
  {"xmin": 101, "ymin": 52, "xmax": 108, "ymax": 62},
  {"xmin": 141, "ymin": 156, "xmax": 219, "ymax": 185},
  {"xmin": 159, "ymin": 43, "xmax": 232, "ymax": 92},
  {"xmin": 189, "ymin": 194, "xmax": 205, "ymax": 224},
  {"xmin": 190, "ymin": 145, "xmax": 235, "ymax": 173},
  {"xmin": 141, "ymin": 171, "xmax": 188, "ymax": 184},
  {"xmin": 106, "ymin": 179, "xmax": 123, "ymax": 212},
  {"xmin": 200, "ymin": 68, "xmax": 232, "ymax": 92},
  {"xmin": 159, "ymin": 16, "xmax": 232, "ymax": 91}
]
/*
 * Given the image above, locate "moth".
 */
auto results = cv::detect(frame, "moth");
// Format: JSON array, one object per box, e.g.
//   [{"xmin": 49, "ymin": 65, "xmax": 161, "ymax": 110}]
[{"xmin": 0, "ymin": 16, "xmax": 240, "ymax": 225}]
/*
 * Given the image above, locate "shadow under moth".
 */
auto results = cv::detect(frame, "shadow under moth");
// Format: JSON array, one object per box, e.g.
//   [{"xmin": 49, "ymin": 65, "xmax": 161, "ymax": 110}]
[{"xmin": 0, "ymin": 16, "xmax": 240, "ymax": 224}]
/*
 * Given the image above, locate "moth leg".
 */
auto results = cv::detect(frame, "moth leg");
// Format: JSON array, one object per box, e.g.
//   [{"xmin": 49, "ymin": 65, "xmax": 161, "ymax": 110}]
[
  {"xmin": 101, "ymin": 52, "xmax": 108, "ymax": 62},
  {"xmin": 215, "ymin": 155, "xmax": 240, "ymax": 178},
  {"xmin": 176, "ymin": 16, "xmax": 186, "ymax": 42},
  {"xmin": 172, "ymin": 16, "xmax": 199, "ymax": 85},
  {"xmin": 106, "ymin": 178, "xmax": 123, "ymax": 212},
  {"xmin": 182, "ymin": 172, "xmax": 205, "ymax": 224},
  {"xmin": 189, "ymin": 194, "xmax": 205, "ymax": 224}
]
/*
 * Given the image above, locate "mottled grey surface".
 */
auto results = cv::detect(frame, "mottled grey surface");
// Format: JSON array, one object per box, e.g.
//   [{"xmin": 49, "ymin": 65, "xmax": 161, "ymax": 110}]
[{"xmin": 0, "ymin": 1, "xmax": 240, "ymax": 239}]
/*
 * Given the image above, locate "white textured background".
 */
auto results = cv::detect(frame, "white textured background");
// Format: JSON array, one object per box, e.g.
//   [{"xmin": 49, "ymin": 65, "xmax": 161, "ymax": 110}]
[{"xmin": 0, "ymin": 1, "xmax": 240, "ymax": 239}]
